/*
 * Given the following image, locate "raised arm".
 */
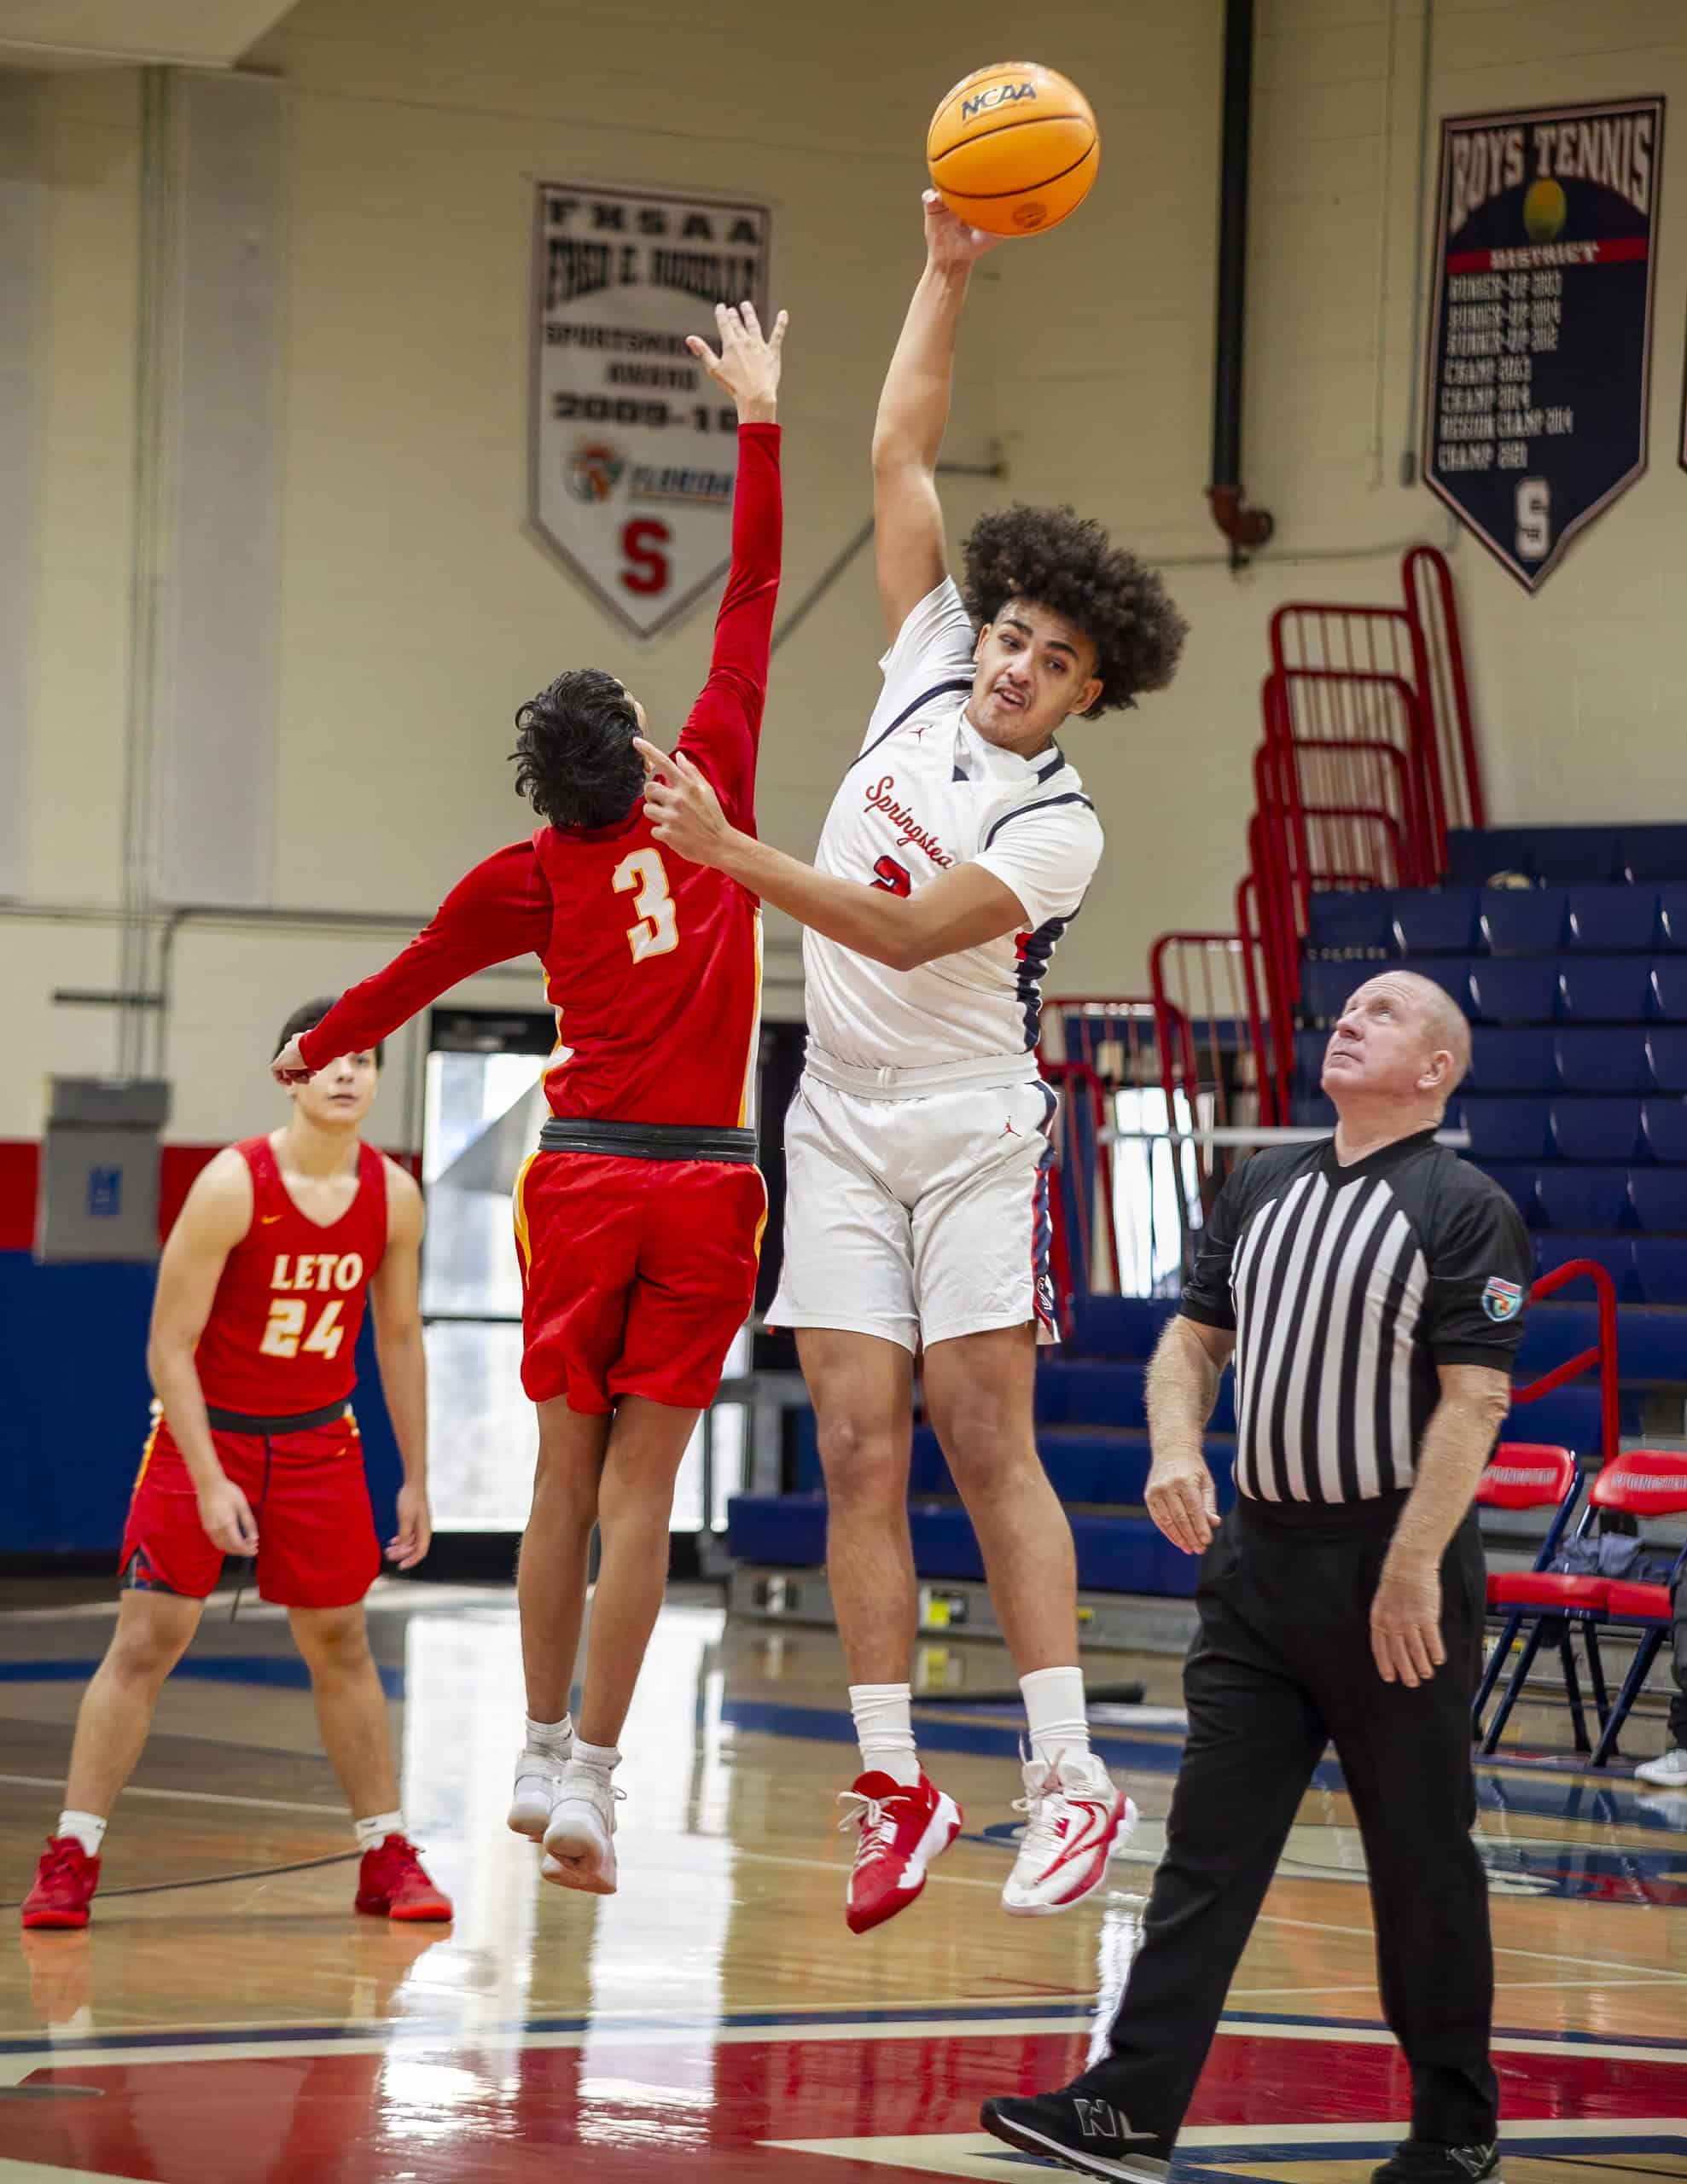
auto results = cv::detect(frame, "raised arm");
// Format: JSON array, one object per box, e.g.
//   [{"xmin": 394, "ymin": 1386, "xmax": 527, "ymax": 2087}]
[
  {"xmin": 673, "ymin": 300, "xmax": 787, "ymax": 819},
  {"xmin": 147, "ymin": 1151, "xmax": 261, "ymax": 1556},
  {"xmin": 275, "ymin": 842, "xmax": 551, "ymax": 1083},
  {"xmin": 870, "ymin": 192, "xmax": 1000, "ymax": 638}
]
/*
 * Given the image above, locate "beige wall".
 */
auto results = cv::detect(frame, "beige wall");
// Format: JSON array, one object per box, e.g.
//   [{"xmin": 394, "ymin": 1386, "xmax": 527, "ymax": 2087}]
[{"xmin": 10, "ymin": 0, "xmax": 1687, "ymax": 1143}]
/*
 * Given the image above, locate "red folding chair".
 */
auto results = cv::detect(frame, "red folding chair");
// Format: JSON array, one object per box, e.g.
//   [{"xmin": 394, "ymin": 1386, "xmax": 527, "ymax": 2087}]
[
  {"xmin": 1480, "ymin": 1450, "xmax": 1687, "ymax": 1760},
  {"xmin": 1470, "ymin": 1446, "xmax": 1585, "ymax": 1745},
  {"xmin": 1585, "ymin": 1451, "xmax": 1687, "ymax": 1767}
]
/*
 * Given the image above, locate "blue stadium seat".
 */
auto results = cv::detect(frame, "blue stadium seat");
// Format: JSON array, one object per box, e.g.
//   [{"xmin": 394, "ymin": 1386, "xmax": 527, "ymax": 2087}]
[
  {"xmin": 1535, "ymin": 1167, "xmax": 1631, "ymax": 1232},
  {"xmin": 725, "ymin": 1493, "xmax": 827, "ymax": 1567},
  {"xmin": 1632, "ymin": 1238, "xmax": 1687, "ymax": 1304},
  {"xmin": 1651, "ymin": 959, "xmax": 1687, "ymax": 1021},
  {"xmin": 1656, "ymin": 884, "xmax": 1687, "ymax": 951},
  {"xmin": 1619, "ymin": 826, "xmax": 1687, "ymax": 883},
  {"xmin": 1391, "ymin": 887, "xmax": 1480, "ymax": 955},
  {"xmin": 1534, "ymin": 1233, "xmax": 1639, "ymax": 1299},
  {"xmin": 1643, "ymin": 1097, "xmax": 1687, "ymax": 1163},
  {"xmin": 1557, "ymin": 956, "xmax": 1656, "ymax": 1023},
  {"xmin": 1460, "ymin": 1096, "xmax": 1553, "ymax": 1162},
  {"xmin": 1527, "ymin": 828, "xmax": 1625, "ymax": 885},
  {"xmin": 1469, "ymin": 960, "xmax": 1560, "ymax": 1023},
  {"xmin": 1552, "ymin": 1098, "xmax": 1645, "ymax": 1164},
  {"xmin": 1294, "ymin": 1027, "xmax": 1329, "ymax": 1095},
  {"xmin": 1480, "ymin": 886, "xmax": 1568, "ymax": 956},
  {"xmin": 1447, "ymin": 828, "xmax": 1539, "ymax": 885},
  {"xmin": 1306, "ymin": 891, "xmax": 1395, "ymax": 954},
  {"xmin": 1501, "ymin": 1380, "xmax": 1605, "ymax": 1453},
  {"xmin": 1566, "ymin": 886, "xmax": 1661, "ymax": 952},
  {"xmin": 1299, "ymin": 956, "xmax": 1370, "ymax": 1020},
  {"xmin": 1553, "ymin": 1026, "xmax": 1652, "ymax": 1094},
  {"xmin": 1468, "ymin": 1027, "xmax": 1556, "ymax": 1093},
  {"xmin": 1646, "ymin": 1029, "xmax": 1687, "ymax": 1092},
  {"xmin": 1629, "ymin": 1169, "xmax": 1687, "ymax": 1233},
  {"xmin": 1394, "ymin": 956, "xmax": 1475, "ymax": 1014},
  {"xmin": 1475, "ymin": 1162, "xmax": 1541, "ymax": 1224}
]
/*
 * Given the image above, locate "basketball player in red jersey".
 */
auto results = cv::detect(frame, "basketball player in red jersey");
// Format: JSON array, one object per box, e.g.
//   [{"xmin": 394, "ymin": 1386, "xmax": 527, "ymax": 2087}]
[
  {"xmin": 270, "ymin": 300, "xmax": 788, "ymax": 1895},
  {"xmin": 21, "ymin": 999, "xmax": 450, "ymax": 1931}
]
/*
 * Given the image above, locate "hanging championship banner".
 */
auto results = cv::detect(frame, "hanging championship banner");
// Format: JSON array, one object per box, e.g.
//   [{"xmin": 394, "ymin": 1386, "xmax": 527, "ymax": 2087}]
[
  {"xmin": 1422, "ymin": 97, "xmax": 1663, "ymax": 592},
  {"xmin": 530, "ymin": 181, "xmax": 772, "ymax": 639}
]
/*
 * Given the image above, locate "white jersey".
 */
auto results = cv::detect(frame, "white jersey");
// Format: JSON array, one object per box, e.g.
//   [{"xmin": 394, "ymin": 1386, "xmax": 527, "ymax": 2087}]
[{"xmin": 802, "ymin": 578, "xmax": 1105, "ymax": 1072}]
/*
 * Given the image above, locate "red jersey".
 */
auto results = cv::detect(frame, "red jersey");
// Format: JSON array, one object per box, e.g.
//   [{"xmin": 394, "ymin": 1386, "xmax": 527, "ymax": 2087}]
[
  {"xmin": 296, "ymin": 424, "xmax": 781, "ymax": 1130},
  {"xmin": 192, "ymin": 1136, "xmax": 389, "ymax": 1417}
]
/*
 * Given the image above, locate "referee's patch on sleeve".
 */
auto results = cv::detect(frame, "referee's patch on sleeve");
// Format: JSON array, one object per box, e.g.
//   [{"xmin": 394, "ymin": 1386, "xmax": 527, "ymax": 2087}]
[{"xmin": 1480, "ymin": 1275, "xmax": 1524, "ymax": 1323}]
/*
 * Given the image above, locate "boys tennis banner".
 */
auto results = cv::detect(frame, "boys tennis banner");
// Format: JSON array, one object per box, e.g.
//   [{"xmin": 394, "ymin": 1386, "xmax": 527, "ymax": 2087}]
[
  {"xmin": 530, "ymin": 182, "xmax": 772, "ymax": 638},
  {"xmin": 1422, "ymin": 97, "xmax": 1663, "ymax": 592}
]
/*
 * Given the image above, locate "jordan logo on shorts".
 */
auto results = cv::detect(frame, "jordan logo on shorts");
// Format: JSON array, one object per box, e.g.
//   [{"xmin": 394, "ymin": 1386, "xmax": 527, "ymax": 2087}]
[{"xmin": 1001, "ymin": 1117, "xmax": 1020, "ymax": 1137}]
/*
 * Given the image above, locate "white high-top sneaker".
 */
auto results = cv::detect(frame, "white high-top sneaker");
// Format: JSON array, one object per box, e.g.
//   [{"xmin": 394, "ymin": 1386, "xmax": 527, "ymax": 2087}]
[
  {"xmin": 1634, "ymin": 1746, "xmax": 1687, "ymax": 1788},
  {"xmin": 541, "ymin": 1763, "xmax": 625, "ymax": 1895},
  {"xmin": 1003, "ymin": 1747, "xmax": 1137, "ymax": 1918},
  {"xmin": 507, "ymin": 1734, "xmax": 573, "ymax": 1841}
]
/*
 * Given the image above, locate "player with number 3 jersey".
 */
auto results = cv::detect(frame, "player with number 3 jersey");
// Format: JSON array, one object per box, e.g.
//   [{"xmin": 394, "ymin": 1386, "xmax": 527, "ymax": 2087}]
[{"xmin": 272, "ymin": 299, "xmax": 789, "ymax": 1900}]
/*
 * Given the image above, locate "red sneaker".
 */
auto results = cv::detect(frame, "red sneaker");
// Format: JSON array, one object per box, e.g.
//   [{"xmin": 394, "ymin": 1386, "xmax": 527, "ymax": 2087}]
[
  {"xmin": 20, "ymin": 1837, "xmax": 100, "ymax": 1931},
  {"xmin": 837, "ymin": 1770, "xmax": 962, "ymax": 1936},
  {"xmin": 354, "ymin": 1834, "xmax": 453, "ymax": 1922}
]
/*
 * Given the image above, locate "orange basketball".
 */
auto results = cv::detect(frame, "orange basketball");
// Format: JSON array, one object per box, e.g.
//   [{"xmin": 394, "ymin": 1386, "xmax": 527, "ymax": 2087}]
[{"xmin": 926, "ymin": 61, "xmax": 1099, "ymax": 237}]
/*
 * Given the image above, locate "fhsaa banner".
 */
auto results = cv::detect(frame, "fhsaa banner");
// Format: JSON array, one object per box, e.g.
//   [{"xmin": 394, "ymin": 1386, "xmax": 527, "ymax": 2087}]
[
  {"xmin": 530, "ymin": 182, "xmax": 772, "ymax": 638},
  {"xmin": 1423, "ymin": 97, "xmax": 1664, "ymax": 592}
]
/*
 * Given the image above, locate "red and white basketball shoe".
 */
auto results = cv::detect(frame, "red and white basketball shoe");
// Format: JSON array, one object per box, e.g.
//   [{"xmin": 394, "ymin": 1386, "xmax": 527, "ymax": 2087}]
[
  {"xmin": 838, "ymin": 1769, "xmax": 963, "ymax": 1935},
  {"xmin": 20, "ymin": 1837, "xmax": 100, "ymax": 1931},
  {"xmin": 1002, "ymin": 1749, "xmax": 1135, "ymax": 1917},
  {"xmin": 354, "ymin": 1834, "xmax": 454, "ymax": 1922}
]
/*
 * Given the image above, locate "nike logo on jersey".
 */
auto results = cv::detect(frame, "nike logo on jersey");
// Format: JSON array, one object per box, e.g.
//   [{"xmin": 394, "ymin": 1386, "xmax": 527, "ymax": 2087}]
[
  {"xmin": 864, "ymin": 774, "xmax": 955, "ymax": 868},
  {"xmin": 260, "ymin": 1213, "xmax": 283, "ymax": 1225}
]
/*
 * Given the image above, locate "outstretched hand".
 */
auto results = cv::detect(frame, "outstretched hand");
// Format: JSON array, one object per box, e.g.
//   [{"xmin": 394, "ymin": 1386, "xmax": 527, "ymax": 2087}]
[
  {"xmin": 688, "ymin": 300, "xmax": 788, "ymax": 422},
  {"xmin": 922, "ymin": 186, "xmax": 1003, "ymax": 268},
  {"xmin": 634, "ymin": 738, "xmax": 736, "ymax": 871}
]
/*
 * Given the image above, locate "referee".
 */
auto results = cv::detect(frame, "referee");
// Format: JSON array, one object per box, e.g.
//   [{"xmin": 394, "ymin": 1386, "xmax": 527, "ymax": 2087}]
[{"xmin": 983, "ymin": 971, "xmax": 1532, "ymax": 2184}]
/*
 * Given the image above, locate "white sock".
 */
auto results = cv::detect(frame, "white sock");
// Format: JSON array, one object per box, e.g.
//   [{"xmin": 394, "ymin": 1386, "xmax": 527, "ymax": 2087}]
[
  {"xmin": 58, "ymin": 1809, "xmax": 107, "ymax": 1859},
  {"xmin": 849, "ymin": 1682, "xmax": 920, "ymax": 1786},
  {"xmin": 567, "ymin": 1737, "xmax": 620, "ymax": 1775},
  {"xmin": 525, "ymin": 1712, "xmax": 573, "ymax": 1757},
  {"xmin": 354, "ymin": 1809, "xmax": 404, "ymax": 1851},
  {"xmin": 1021, "ymin": 1665, "xmax": 1091, "ymax": 1771}
]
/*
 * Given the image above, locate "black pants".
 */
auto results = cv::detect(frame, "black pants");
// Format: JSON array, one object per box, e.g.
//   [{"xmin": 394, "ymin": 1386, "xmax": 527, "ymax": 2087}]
[
  {"xmin": 1669, "ymin": 1575, "xmax": 1687, "ymax": 1748},
  {"xmin": 1085, "ymin": 1491, "xmax": 1497, "ymax": 2146}
]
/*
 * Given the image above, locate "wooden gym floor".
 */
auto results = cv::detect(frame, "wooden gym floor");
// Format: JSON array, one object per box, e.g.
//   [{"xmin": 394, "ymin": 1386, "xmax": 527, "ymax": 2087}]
[{"xmin": 1, "ymin": 1581, "xmax": 1684, "ymax": 2182}]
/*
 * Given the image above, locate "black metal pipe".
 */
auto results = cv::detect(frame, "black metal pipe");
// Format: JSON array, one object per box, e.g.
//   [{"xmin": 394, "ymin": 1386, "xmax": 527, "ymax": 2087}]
[{"xmin": 1207, "ymin": 0, "xmax": 1273, "ymax": 561}]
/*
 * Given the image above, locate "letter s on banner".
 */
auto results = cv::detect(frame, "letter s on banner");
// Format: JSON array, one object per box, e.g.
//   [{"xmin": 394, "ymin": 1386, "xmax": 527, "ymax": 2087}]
[{"xmin": 620, "ymin": 518, "xmax": 671, "ymax": 596}]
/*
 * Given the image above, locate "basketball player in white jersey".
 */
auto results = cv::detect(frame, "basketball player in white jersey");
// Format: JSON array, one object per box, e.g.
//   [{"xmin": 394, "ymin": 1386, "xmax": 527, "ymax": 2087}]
[{"xmin": 640, "ymin": 191, "xmax": 1186, "ymax": 1933}]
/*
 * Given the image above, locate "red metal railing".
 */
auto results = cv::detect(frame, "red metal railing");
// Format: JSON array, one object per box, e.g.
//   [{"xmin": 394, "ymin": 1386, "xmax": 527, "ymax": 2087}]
[
  {"xmin": 1510, "ymin": 1259, "xmax": 1622, "ymax": 1465},
  {"xmin": 1264, "ymin": 668, "xmax": 1437, "ymax": 882},
  {"xmin": 1404, "ymin": 544, "xmax": 1485, "ymax": 833}
]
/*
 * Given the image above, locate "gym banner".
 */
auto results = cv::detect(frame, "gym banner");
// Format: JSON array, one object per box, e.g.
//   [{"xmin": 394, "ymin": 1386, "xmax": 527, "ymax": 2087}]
[
  {"xmin": 1423, "ymin": 97, "xmax": 1663, "ymax": 592},
  {"xmin": 530, "ymin": 181, "xmax": 772, "ymax": 638}
]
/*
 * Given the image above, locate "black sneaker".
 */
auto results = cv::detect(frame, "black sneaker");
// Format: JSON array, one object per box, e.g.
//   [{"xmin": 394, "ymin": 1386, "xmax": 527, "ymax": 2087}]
[
  {"xmin": 1372, "ymin": 2139, "xmax": 1503, "ymax": 2184},
  {"xmin": 980, "ymin": 2088, "xmax": 1172, "ymax": 2181}
]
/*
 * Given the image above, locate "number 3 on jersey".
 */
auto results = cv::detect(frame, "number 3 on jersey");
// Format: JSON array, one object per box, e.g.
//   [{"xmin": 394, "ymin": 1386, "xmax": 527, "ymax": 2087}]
[{"xmin": 614, "ymin": 848, "xmax": 680, "ymax": 963}]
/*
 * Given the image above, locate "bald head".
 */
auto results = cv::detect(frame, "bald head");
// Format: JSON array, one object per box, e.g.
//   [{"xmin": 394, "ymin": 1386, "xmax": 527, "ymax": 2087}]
[{"xmin": 1322, "ymin": 971, "xmax": 1473, "ymax": 1121}]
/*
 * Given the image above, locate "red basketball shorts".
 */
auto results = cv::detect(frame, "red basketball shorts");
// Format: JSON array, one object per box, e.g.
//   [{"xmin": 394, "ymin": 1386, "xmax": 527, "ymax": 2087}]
[
  {"xmin": 119, "ymin": 1411, "xmax": 381, "ymax": 1609},
  {"xmin": 513, "ymin": 1150, "xmax": 768, "ymax": 1414}
]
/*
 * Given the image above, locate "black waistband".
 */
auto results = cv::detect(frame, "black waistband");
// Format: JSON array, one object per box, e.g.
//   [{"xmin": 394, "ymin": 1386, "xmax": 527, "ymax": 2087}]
[
  {"xmin": 1233, "ymin": 1486, "xmax": 1411, "ymax": 1531},
  {"xmin": 205, "ymin": 1399, "xmax": 350, "ymax": 1438},
  {"xmin": 538, "ymin": 1118, "xmax": 759, "ymax": 1165}
]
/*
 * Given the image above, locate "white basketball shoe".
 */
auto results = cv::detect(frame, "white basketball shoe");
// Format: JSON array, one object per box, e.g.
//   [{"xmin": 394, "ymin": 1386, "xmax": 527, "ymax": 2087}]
[
  {"xmin": 508, "ymin": 1733, "xmax": 573, "ymax": 1842},
  {"xmin": 1003, "ymin": 1748, "xmax": 1137, "ymax": 1917},
  {"xmin": 541, "ymin": 1763, "xmax": 625, "ymax": 1895}
]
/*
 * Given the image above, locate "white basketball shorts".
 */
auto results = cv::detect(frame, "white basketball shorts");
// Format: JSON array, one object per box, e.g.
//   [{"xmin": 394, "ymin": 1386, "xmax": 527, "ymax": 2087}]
[{"xmin": 766, "ymin": 1050, "xmax": 1061, "ymax": 1354}]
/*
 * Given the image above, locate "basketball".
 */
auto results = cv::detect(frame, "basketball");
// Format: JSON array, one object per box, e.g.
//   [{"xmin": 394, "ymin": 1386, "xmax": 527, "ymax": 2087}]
[{"xmin": 927, "ymin": 61, "xmax": 1099, "ymax": 236}]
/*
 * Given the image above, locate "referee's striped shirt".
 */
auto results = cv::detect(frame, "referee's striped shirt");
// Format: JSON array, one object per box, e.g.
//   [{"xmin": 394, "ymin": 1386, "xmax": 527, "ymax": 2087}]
[{"xmin": 1181, "ymin": 1130, "xmax": 1532, "ymax": 1503}]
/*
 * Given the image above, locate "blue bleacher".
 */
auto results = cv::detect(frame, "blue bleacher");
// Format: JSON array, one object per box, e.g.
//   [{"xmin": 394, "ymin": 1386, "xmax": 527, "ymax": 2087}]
[
  {"xmin": 1469, "ymin": 960, "xmax": 1557, "ymax": 1022},
  {"xmin": 1553, "ymin": 1026, "xmax": 1650, "ymax": 1094},
  {"xmin": 1558, "ymin": 955, "xmax": 1656, "ymax": 1022},
  {"xmin": 1653, "ymin": 959, "xmax": 1687, "ymax": 1019},
  {"xmin": 1568, "ymin": 887, "xmax": 1659, "ymax": 951},
  {"xmin": 1469, "ymin": 1026, "xmax": 1556, "ymax": 1092},
  {"xmin": 1629, "ymin": 1169, "xmax": 1687, "ymax": 1232},
  {"xmin": 1392, "ymin": 887, "xmax": 1479, "ymax": 955},
  {"xmin": 1658, "ymin": 884, "xmax": 1687, "ymax": 949},
  {"xmin": 1480, "ymin": 887, "xmax": 1568, "ymax": 956},
  {"xmin": 1459, "ymin": 1096, "xmax": 1554, "ymax": 1162},
  {"xmin": 1619, "ymin": 826, "xmax": 1687, "ymax": 883},
  {"xmin": 1648, "ymin": 1029, "xmax": 1687, "ymax": 1090},
  {"xmin": 1535, "ymin": 1168, "xmax": 1630, "ymax": 1232},
  {"xmin": 1631, "ymin": 1237, "xmax": 1687, "ymax": 1306},
  {"xmin": 1552, "ymin": 1097, "xmax": 1646, "ymax": 1163},
  {"xmin": 1306, "ymin": 891, "xmax": 1393, "ymax": 953},
  {"xmin": 1644, "ymin": 1097, "xmax": 1687, "ymax": 1161}
]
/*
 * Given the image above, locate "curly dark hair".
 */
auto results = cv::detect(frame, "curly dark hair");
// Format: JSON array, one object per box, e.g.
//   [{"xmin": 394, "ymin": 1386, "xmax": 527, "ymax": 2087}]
[
  {"xmin": 275, "ymin": 996, "xmax": 383, "ymax": 1068},
  {"xmin": 962, "ymin": 505, "xmax": 1188, "ymax": 718},
  {"xmin": 510, "ymin": 668, "xmax": 645, "ymax": 831}
]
